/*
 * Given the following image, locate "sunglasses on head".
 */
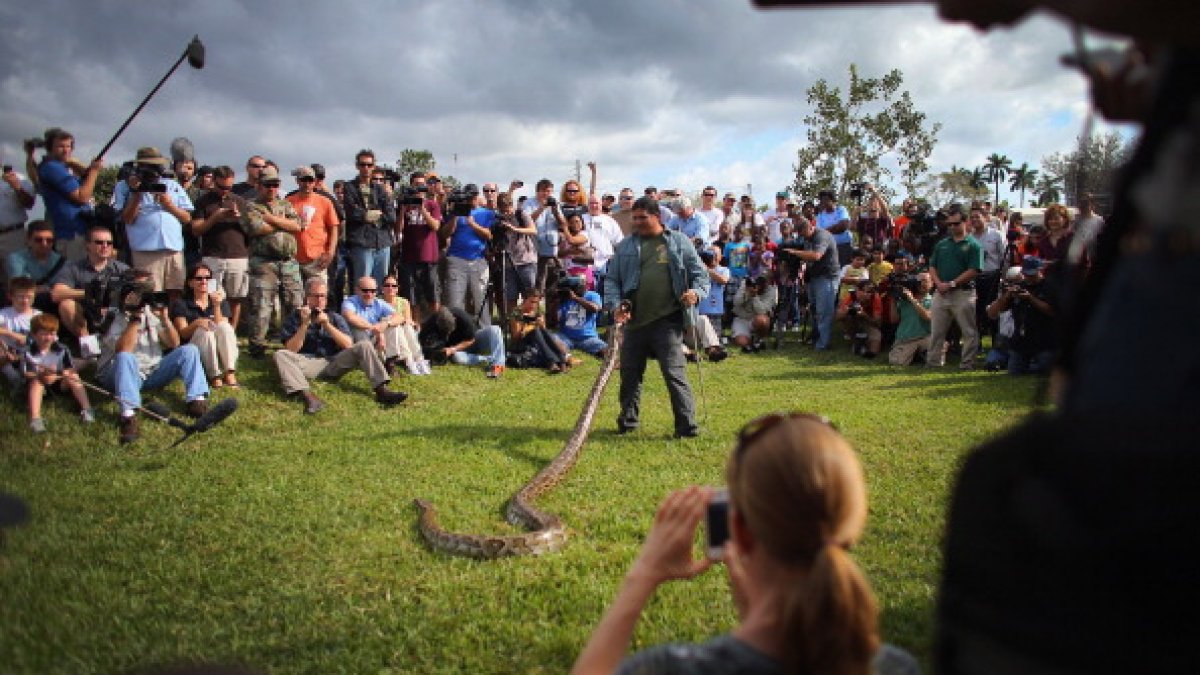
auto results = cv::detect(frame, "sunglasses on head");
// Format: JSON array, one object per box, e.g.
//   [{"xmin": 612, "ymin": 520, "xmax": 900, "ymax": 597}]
[
  {"xmin": 733, "ymin": 412, "xmax": 837, "ymax": 464},
  {"xmin": 262, "ymin": 181, "xmax": 281, "ymax": 189}
]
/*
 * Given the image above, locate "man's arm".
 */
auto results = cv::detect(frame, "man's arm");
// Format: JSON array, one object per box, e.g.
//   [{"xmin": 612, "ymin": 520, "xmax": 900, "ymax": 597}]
[
  {"xmin": 66, "ymin": 160, "xmax": 103, "ymax": 205},
  {"xmin": 154, "ymin": 307, "xmax": 181, "ymax": 350},
  {"xmin": 322, "ymin": 313, "xmax": 355, "ymax": 351},
  {"xmin": 586, "ymin": 162, "xmax": 597, "ymax": 198}
]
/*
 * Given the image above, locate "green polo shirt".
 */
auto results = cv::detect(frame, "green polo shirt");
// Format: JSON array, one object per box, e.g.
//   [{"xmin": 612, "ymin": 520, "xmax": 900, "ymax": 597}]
[{"xmin": 930, "ymin": 235, "xmax": 983, "ymax": 283}]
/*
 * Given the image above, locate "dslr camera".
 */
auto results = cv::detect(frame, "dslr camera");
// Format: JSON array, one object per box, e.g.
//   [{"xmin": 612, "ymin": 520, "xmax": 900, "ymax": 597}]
[
  {"xmin": 887, "ymin": 272, "xmax": 922, "ymax": 300},
  {"xmin": 447, "ymin": 184, "xmax": 480, "ymax": 218}
]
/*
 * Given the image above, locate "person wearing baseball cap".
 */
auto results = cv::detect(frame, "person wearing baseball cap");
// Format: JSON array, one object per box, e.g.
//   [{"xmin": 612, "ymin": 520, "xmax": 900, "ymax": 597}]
[
  {"xmin": 985, "ymin": 255, "xmax": 1057, "ymax": 375},
  {"xmin": 112, "ymin": 146, "xmax": 194, "ymax": 297}
]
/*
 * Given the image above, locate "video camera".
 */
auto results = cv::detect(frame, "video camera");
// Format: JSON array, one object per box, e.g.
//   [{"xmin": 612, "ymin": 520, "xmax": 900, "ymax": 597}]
[
  {"xmin": 561, "ymin": 205, "xmax": 587, "ymax": 220},
  {"xmin": 555, "ymin": 273, "xmax": 586, "ymax": 298},
  {"xmin": 134, "ymin": 164, "xmax": 168, "ymax": 193},
  {"xmin": 447, "ymin": 184, "xmax": 479, "ymax": 218},
  {"xmin": 84, "ymin": 268, "xmax": 169, "ymax": 331},
  {"xmin": 886, "ymin": 272, "xmax": 923, "ymax": 300},
  {"xmin": 398, "ymin": 184, "xmax": 429, "ymax": 206}
]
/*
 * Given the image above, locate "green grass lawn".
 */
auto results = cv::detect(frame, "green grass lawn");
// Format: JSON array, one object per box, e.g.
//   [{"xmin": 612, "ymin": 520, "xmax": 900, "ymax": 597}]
[{"xmin": 0, "ymin": 338, "xmax": 1042, "ymax": 674}]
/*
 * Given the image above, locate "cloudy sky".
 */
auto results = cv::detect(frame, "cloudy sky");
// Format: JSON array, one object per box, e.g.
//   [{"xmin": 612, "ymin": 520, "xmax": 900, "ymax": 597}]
[{"xmin": 1, "ymin": 0, "xmax": 1134, "ymax": 208}]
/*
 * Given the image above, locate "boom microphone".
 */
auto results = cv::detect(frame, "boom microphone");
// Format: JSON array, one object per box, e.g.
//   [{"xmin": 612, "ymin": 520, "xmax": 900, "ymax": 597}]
[{"xmin": 190, "ymin": 398, "xmax": 238, "ymax": 433}]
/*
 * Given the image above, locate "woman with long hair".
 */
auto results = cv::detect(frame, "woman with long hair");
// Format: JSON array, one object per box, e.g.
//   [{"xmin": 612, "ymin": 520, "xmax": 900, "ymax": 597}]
[
  {"xmin": 573, "ymin": 412, "xmax": 918, "ymax": 675},
  {"xmin": 169, "ymin": 262, "xmax": 239, "ymax": 388},
  {"xmin": 1037, "ymin": 203, "xmax": 1074, "ymax": 267}
]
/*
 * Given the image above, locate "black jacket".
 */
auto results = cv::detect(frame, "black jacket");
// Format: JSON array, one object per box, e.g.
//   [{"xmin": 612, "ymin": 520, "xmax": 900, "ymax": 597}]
[{"xmin": 341, "ymin": 178, "xmax": 397, "ymax": 249}]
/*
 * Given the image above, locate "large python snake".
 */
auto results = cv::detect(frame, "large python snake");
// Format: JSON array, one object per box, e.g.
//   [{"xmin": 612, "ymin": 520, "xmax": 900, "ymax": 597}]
[{"xmin": 413, "ymin": 322, "xmax": 623, "ymax": 558}]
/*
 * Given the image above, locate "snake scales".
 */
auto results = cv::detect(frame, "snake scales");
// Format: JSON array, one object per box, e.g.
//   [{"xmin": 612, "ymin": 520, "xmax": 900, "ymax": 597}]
[{"xmin": 413, "ymin": 323, "xmax": 623, "ymax": 558}]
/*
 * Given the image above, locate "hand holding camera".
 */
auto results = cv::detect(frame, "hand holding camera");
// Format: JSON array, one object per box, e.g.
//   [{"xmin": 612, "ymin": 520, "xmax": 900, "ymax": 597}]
[
  {"xmin": 299, "ymin": 307, "xmax": 313, "ymax": 324},
  {"xmin": 627, "ymin": 486, "xmax": 715, "ymax": 586}
]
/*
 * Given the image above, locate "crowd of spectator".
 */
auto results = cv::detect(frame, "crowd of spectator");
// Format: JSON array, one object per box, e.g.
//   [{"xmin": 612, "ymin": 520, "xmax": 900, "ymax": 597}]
[{"xmin": 1, "ymin": 128, "xmax": 1102, "ymax": 440}]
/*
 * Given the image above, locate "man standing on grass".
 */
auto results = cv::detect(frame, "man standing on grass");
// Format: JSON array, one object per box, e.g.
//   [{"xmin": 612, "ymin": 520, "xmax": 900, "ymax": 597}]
[
  {"xmin": 926, "ymin": 204, "xmax": 983, "ymax": 370},
  {"xmin": 605, "ymin": 196, "xmax": 708, "ymax": 438}
]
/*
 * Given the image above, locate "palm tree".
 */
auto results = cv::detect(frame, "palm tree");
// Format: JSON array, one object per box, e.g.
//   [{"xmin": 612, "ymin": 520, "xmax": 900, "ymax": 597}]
[
  {"xmin": 1008, "ymin": 163, "xmax": 1038, "ymax": 208},
  {"xmin": 983, "ymin": 153, "xmax": 1013, "ymax": 205},
  {"xmin": 1033, "ymin": 173, "xmax": 1063, "ymax": 206},
  {"xmin": 968, "ymin": 167, "xmax": 989, "ymax": 193}
]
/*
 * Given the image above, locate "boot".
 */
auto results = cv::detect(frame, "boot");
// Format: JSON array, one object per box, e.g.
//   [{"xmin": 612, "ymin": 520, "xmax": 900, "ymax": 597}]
[{"xmin": 374, "ymin": 384, "xmax": 408, "ymax": 406}]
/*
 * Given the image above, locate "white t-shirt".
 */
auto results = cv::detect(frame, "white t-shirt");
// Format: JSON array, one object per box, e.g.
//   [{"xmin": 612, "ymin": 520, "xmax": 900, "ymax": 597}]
[
  {"xmin": 698, "ymin": 207, "xmax": 724, "ymax": 242},
  {"xmin": 763, "ymin": 208, "xmax": 792, "ymax": 243},
  {"xmin": 0, "ymin": 306, "xmax": 39, "ymax": 349},
  {"xmin": 583, "ymin": 213, "xmax": 624, "ymax": 272}
]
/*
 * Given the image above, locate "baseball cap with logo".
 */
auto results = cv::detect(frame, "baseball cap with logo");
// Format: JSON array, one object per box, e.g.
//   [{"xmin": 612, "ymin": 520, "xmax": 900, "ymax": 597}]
[{"xmin": 291, "ymin": 166, "xmax": 315, "ymax": 180}]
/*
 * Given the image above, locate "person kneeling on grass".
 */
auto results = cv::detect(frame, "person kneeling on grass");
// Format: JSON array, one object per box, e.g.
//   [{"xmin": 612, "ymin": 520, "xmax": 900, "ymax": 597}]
[
  {"xmin": 273, "ymin": 278, "xmax": 408, "ymax": 415},
  {"xmin": 572, "ymin": 412, "xmax": 920, "ymax": 675},
  {"xmin": 21, "ymin": 313, "xmax": 94, "ymax": 433},
  {"xmin": 508, "ymin": 290, "xmax": 573, "ymax": 373},
  {"xmin": 418, "ymin": 306, "xmax": 507, "ymax": 379},
  {"xmin": 96, "ymin": 269, "xmax": 209, "ymax": 445}
]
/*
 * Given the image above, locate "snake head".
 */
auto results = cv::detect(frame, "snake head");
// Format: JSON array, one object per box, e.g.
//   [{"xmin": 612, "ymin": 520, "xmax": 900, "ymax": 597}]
[{"xmin": 413, "ymin": 498, "xmax": 432, "ymax": 512}]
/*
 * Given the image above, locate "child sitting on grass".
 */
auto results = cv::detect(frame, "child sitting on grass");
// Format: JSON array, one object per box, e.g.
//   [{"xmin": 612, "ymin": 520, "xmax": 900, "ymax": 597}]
[
  {"xmin": 1, "ymin": 276, "xmax": 40, "ymax": 392},
  {"xmin": 22, "ymin": 313, "xmax": 94, "ymax": 433}
]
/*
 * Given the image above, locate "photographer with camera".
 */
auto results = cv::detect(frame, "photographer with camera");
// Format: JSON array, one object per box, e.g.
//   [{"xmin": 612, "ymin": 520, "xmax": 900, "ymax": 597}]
[
  {"xmin": 887, "ymin": 272, "xmax": 934, "ymax": 366},
  {"xmin": 926, "ymin": 204, "xmax": 983, "ymax": 369},
  {"xmin": 342, "ymin": 149, "xmax": 397, "ymax": 290},
  {"xmin": 491, "ymin": 192, "xmax": 537, "ymax": 317},
  {"xmin": 50, "ymin": 224, "xmax": 130, "ymax": 348},
  {"xmin": 1, "ymin": 157, "xmax": 37, "ymax": 299},
  {"xmin": 553, "ymin": 275, "xmax": 606, "ymax": 359},
  {"xmin": 835, "ymin": 280, "xmax": 884, "ymax": 358},
  {"xmin": 35, "ymin": 128, "xmax": 104, "ymax": 261},
  {"xmin": 523, "ymin": 179, "xmax": 566, "ymax": 293},
  {"xmin": 782, "ymin": 215, "xmax": 840, "ymax": 351},
  {"xmin": 274, "ymin": 278, "xmax": 409, "ymax": 415},
  {"xmin": 96, "ymin": 268, "xmax": 209, "ymax": 444},
  {"xmin": 396, "ymin": 171, "xmax": 443, "ymax": 316},
  {"xmin": 442, "ymin": 183, "xmax": 494, "ymax": 326},
  {"xmin": 112, "ymin": 147, "xmax": 194, "ymax": 297},
  {"xmin": 731, "ymin": 275, "xmax": 778, "ymax": 353},
  {"xmin": 986, "ymin": 256, "xmax": 1057, "ymax": 375},
  {"xmin": 191, "ymin": 166, "xmax": 250, "ymax": 332}
]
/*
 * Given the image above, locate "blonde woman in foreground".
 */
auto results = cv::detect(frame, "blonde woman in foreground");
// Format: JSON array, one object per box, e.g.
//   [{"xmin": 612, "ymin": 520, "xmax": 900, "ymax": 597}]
[{"xmin": 573, "ymin": 413, "xmax": 920, "ymax": 675}]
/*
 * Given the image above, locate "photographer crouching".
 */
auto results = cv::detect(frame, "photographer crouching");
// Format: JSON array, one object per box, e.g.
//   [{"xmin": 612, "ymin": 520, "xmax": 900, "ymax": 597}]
[
  {"xmin": 985, "ymin": 256, "xmax": 1057, "ymax": 375},
  {"xmin": 887, "ymin": 272, "xmax": 933, "ymax": 366},
  {"xmin": 731, "ymin": 274, "xmax": 777, "ymax": 353},
  {"xmin": 835, "ymin": 280, "xmax": 883, "ymax": 358},
  {"xmin": 96, "ymin": 269, "xmax": 209, "ymax": 444}
]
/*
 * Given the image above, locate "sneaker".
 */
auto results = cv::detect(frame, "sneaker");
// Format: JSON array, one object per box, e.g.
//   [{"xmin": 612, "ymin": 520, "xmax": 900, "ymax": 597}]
[
  {"xmin": 30, "ymin": 418, "xmax": 46, "ymax": 433},
  {"xmin": 419, "ymin": 360, "xmax": 433, "ymax": 375},
  {"xmin": 119, "ymin": 415, "xmax": 140, "ymax": 444},
  {"xmin": 186, "ymin": 399, "xmax": 209, "ymax": 419},
  {"xmin": 406, "ymin": 359, "xmax": 424, "ymax": 376},
  {"xmin": 487, "ymin": 364, "xmax": 505, "ymax": 379},
  {"xmin": 707, "ymin": 347, "xmax": 728, "ymax": 363},
  {"xmin": 374, "ymin": 386, "xmax": 409, "ymax": 406},
  {"xmin": 548, "ymin": 363, "xmax": 563, "ymax": 374},
  {"xmin": 80, "ymin": 408, "xmax": 96, "ymax": 424}
]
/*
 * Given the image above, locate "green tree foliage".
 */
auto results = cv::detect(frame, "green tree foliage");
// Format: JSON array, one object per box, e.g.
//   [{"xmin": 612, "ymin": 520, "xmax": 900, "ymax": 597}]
[
  {"xmin": 792, "ymin": 64, "xmax": 941, "ymax": 202},
  {"xmin": 1008, "ymin": 162, "xmax": 1038, "ymax": 208},
  {"xmin": 395, "ymin": 148, "xmax": 436, "ymax": 180},
  {"xmin": 92, "ymin": 166, "xmax": 122, "ymax": 207},
  {"xmin": 1033, "ymin": 173, "xmax": 1064, "ymax": 206},
  {"xmin": 983, "ymin": 153, "xmax": 1012, "ymax": 205},
  {"xmin": 1040, "ymin": 131, "xmax": 1134, "ymax": 205},
  {"xmin": 918, "ymin": 164, "xmax": 988, "ymax": 206}
]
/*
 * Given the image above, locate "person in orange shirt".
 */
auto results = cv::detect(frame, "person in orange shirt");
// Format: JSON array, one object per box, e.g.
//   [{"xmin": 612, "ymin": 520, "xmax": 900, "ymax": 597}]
[{"xmin": 286, "ymin": 166, "xmax": 340, "ymax": 288}]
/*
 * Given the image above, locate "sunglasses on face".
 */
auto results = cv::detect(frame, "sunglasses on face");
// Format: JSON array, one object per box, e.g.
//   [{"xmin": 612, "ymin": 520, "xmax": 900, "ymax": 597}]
[
  {"xmin": 247, "ymin": 164, "xmax": 266, "ymax": 169},
  {"xmin": 32, "ymin": 236, "xmax": 55, "ymax": 244},
  {"xmin": 193, "ymin": 275, "xmax": 212, "ymax": 281},
  {"xmin": 483, "ymin": 188, "xmax": 498, "ymax": 193},
  {"xmin": 262, "ymin": 182, "xmax": 281, "ymax": 189},
  {"xmin": 357, "ymin": 162, "xmax": 374, "ymax": 167},
  {"xmin": 359, "ymin": 287, "xmax": 377, "ymax": 293},
  {"xmin": 91, "ymin": 240, "xmax": 114, "ymax": 246},
  {"xmin": 383, "ymin": 283, "xmax": 399, "ymax": 287},
  {"xmin": 565, "ymin": 188, "xmax": 580, "ymax": 193},
  {"xmin": 298, "ymin": 176, "xmax": 316, "ymax": 183}
]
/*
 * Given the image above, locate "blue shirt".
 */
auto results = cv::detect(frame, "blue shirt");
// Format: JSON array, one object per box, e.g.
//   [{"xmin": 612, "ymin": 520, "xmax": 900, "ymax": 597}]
[
  {"xmin": 522, "ymin": 199, "xmax": 560, "ymax": 257},
  {"xmin": 447, "ymin": 207, "xmax": 493, "ymax": 261},
  {"xmin": 112, "ymin": 178, "xmax": 193, "ymax": 252},
  {"xmin": 557, "ymin": 291, "xmax": 602, "ymax": 341},
  {"xmin": 816, "ymin": 204, "xmax": 852, "ymax": 245},
  {"xmin": 667, "ymin": 212, "xmax": 707, "ymax": 243},
  {"xmin": 341, "ymin": 295, "xmax": 395, "ymax": 324},
  {"xmin": 37, "ymin": 160, "xmax": 87, "ymax": 240}
]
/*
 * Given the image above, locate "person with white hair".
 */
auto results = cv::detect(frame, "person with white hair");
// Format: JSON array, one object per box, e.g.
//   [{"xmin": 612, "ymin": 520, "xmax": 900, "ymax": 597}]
[{"xmin": 666, "ymin": 196, "xmax": 709, "ymax": 245}]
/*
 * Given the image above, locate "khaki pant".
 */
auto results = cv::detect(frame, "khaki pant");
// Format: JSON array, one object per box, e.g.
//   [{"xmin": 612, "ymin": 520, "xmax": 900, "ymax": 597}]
[
  {"xmin": 247, "ymin": 257, "xmax": 303, "ymax": 347},
  {"xmin": 926, "ymin": 289, "xmax": 978, "ymax": 367},
  {"xmin": 350, "ymin": 323, "xmax": 421, "ymax": 363},
  {"xmin": 130, "ymin": 250, "xmax": 186, "ymax": 292},
  {"xmin": 273, "ymin": 341, "xmax": 389, "ymax": 395},
  {"xmin": 889, "ymin": 336, "xmax": 928, "ymax": 366},
  {"xmin": 189, "ymin": 322, "xmax": 239, "ymax": 378},
  {"xmin": 683, "ymin": 315, "xmax": 721, "ymax": 350}
]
